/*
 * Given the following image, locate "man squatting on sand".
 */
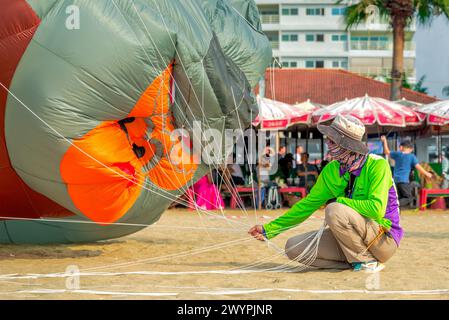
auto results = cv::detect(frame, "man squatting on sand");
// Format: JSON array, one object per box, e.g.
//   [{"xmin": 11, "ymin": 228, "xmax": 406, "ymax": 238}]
[{"xmin": 249, "ymin": 114, "xmax": 403, "ymax": 272}]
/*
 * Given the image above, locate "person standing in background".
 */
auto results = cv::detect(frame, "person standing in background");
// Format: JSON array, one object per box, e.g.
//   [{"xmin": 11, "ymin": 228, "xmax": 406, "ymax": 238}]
[
  {"xmin": 441, "ymin": 150, "xmax": 449, "ymax": 189},
  {"xmin": 294, "ymin": 145, "xmax": 304, "ymax": 167},
  {"xmin": 381, "ymin": 136, "xmax": 432, "ymax": 207},
  {"xmin": 278, "ymin": 145, "xmax": 287, "ymax": 161}
]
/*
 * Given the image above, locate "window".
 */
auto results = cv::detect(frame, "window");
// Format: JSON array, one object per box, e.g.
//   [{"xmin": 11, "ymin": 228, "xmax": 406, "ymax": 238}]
[
  {"xmin": 267, "ymin": 34, "xmax": 279, "ymax": 42},
  {"xmin": 305, "ymin": 60, "xmax": 325, "ymax": 69},
  {"xmin": 282, "ymin": 7, "xmax": 299, "ymax": 15},
  {"xmin": 282, "ymin": 61, "xmax": 298, "ymax": 68},
  {"xmin": 305, "ymin": 60, "xmax": 315, "ymax": 68},
  {"xmin": 282, "ymin": 33, "xmax": 299, "ymax": 42},
  {"xmin": 332, "ymin": 34, "xmax": 348, "ymax": 42},
  {"xmin": 306, "ymin": 34, "xmax": 324, "ymax": 42},
  {"xmin": 306, "ymin": 8, "xmax": 325, "ymax": 16},
  {"xmin": 331, "ymin": 61, "xmax": 348, "ymax": 69},
  {"xmin": 261, "ymin": 10, "xmax": 279, "ymax": 15},
  {"xmin": 331, "ymin": 7, "xmax": 346, "ymax": 16}
]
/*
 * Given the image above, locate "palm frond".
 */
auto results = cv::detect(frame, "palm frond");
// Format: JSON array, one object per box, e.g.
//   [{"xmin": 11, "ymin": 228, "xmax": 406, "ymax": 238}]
[
  {"xmin": 443, "ymin": 86, "xmax": 449, "ymax": 97},
  {"xmin": 336, "ymin": 0, "xmax": 391, "ymax": 30},
  {"xmin": 414, "ymin": 0, "xmax": 449, "ymax": 25}
]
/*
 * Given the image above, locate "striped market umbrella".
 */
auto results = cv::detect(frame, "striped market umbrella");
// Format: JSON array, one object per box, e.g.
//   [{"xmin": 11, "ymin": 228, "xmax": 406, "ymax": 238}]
[
  {"xmin": 395, "ymin": 98, "xmax": 422, "ymax": 109},
  {"xmin": 254, "ymin": 96, "xmax": 317, "ymax": 130},
  {"xmin": 416, "ymin": 100, "xmax": 449, "ymax": 126},
  {"xmin": 292, "ymin": 99, "xmax": 323, "ymax": 124},
  {"xmin": 313, "ymin": 94, "xmax": 425, "ymax": 127}
]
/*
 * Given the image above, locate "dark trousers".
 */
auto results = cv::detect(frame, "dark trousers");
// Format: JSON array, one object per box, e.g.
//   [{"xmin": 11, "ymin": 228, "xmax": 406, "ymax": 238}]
[
  {"xmin": 231, "ymin": 176, "xmax": 244, "ymax": 186},
  {"xmin": 396, "ymin": 183, "xmax": 413, "ymax": 207}
]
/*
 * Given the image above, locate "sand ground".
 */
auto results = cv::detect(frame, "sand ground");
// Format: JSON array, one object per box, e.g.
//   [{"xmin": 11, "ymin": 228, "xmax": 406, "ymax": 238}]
[{"xmin": 1, "ymin": 208, "xmax": 449, "ymax": 300}]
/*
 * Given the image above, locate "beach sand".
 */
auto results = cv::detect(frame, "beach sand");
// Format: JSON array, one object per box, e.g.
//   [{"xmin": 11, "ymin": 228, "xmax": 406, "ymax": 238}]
[{"xmin": 1, "ymin": 208, "xmax": 449, "ymax": 300}]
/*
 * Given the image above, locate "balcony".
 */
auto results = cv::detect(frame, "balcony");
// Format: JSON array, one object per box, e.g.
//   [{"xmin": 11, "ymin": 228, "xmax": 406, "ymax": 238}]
[
  {"xmin": 350, "ymin": 41, "xmax": 415, "ymax": 51},
  {"xmin": 261, "ymin": 14, "xmax": 280, "ymax": 24},
  {"xmin": 270, "ymin": 41, "xmax": 279, "ymax": 50},
  {"xmin": 351, "ymin": 67, "xmax": 417, "ymax": 82}
]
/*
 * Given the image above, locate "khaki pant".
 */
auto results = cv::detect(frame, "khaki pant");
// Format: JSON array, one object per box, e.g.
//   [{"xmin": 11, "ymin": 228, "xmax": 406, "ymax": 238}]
[{"xmin": 285, "ymin": 202, "xmax": 398, "ymax": 269}]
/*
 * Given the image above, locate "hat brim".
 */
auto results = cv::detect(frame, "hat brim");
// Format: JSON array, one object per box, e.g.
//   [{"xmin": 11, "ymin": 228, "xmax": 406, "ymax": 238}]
[{"xmin": 318, "ymin": 124, "xmax": 369, "ymax": 155}]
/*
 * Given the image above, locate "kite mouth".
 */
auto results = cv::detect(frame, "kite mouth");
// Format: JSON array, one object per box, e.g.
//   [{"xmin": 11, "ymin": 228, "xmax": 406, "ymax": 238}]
[{"xmin": 113, "ymin": 162, "xmax": 137, "ymax": 188}]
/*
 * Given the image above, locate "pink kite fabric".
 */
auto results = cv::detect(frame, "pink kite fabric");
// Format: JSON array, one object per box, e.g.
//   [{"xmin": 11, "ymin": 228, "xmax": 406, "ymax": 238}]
[{"xmin": 192, "ymin": 175, "xmax": 224, "ymax": 210}]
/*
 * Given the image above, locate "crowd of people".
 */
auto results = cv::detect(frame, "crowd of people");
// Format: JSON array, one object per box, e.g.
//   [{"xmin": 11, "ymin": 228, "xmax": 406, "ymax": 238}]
[{"xmin": 183, "ymin": 132, "xmax": 449, "ymax": 211}]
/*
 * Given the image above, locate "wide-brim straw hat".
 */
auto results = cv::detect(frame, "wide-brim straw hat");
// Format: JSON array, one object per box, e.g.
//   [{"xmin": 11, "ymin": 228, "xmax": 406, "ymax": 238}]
[{"xmin": 318, "ymin": 114, "xmax": 369, "ymax": 155}]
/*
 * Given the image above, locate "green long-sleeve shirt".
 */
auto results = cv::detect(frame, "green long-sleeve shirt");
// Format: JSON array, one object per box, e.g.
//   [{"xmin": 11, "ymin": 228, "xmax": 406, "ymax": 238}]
[{"xmin": 263, "ymin": 154, "xmax": 394, "ymax": 239}]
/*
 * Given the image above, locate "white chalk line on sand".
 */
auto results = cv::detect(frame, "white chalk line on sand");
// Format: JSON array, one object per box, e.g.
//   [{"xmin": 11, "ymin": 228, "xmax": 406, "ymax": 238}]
[
  {"xmin": 2, "ymin": 287, "xmax": 449, "ymax": 297},
  {"xmin": 0, "ymin": 269, "xmax": 294, "ymax": 281},
  {"xmin": 1, "ymin": 289, "xmax": 178, "ymax": 297}
]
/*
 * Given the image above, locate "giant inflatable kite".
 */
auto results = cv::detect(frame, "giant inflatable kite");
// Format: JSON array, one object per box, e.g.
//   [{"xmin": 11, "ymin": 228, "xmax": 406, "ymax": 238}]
[{"xmin": 0, "ymin": 0, "xmax": 271, "ymax": 243}]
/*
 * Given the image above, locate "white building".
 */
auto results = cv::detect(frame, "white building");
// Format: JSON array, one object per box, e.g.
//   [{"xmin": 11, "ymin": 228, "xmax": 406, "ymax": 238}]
[{"xmin": 256, "ymin": 0, "xmax": 417, "ymax": 82}]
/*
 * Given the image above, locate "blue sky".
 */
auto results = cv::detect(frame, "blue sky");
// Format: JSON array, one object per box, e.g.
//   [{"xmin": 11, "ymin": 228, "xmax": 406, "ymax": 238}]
[{"xmin": 415, "ymin": 15, "xmax": 449, "ymax": 99}]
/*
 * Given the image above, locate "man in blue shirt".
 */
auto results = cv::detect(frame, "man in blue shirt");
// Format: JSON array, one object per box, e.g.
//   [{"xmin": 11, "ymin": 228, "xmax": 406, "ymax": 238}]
[{"xmin": 381, "ymin": 136, "xmax": 432, "ymax": 207}]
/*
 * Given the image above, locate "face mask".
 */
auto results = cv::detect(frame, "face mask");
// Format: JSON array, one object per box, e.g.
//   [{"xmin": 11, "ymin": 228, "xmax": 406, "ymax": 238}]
[{"xmin": 326, "ymin": 139, "xmax": 366, "ymax": 173}]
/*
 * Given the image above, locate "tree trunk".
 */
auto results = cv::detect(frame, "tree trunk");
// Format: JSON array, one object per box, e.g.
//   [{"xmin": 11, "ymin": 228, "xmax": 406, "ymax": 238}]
[{"xmin": 390, "ymin": 16, "xmax": 406, "ymax": 101}]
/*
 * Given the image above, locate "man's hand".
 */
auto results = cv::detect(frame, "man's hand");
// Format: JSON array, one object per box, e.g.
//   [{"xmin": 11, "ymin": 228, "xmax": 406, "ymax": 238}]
[
  {"xmin": 416, "ymin": 164, "xmax": 433, "ymax": 180},
  {"xmin": 380, "ymin": 135, "xmax": 391, "ymax": 155},
  {"xmin": 248, "ymin": 225, "xmax": 266, "ymax": 241}
]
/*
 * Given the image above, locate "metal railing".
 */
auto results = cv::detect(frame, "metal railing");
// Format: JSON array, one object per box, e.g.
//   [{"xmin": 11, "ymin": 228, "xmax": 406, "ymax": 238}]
[
  {"xmin": 261, "ymin": 14, "xmax": 280, "ymax": 24},
  {"xmin": 351, "ymin": 67, "xmax": 416, "ymax": 79},
  {"xmin": 270, "ymin": 41, "xmax": 279, "ymax": 50},
  {"xmin": 350, "ymin": 40, "xmax": 415, "ymax": 51}
]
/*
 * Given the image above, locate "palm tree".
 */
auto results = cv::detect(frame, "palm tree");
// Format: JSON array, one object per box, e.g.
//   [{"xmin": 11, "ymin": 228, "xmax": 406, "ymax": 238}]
[
  {"xmin": 413, "ymin": 75, "xmax": 428, "ymax": 94},
  {"xmin": 339, "ymin": 0, "xmax": 449, "ymax": 100}
]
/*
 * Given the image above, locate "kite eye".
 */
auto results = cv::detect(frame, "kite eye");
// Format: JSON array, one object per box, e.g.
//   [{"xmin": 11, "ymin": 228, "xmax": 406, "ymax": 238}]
[{"xmin": 132, "ymin": 144, "xmax": 146, "ymax": 159}]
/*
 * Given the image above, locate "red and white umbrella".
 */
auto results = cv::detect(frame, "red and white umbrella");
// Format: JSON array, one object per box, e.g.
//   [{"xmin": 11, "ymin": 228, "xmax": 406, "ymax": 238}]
[
  {"xmin": 313, "ymin": 94, "xmax": 425, "ymax": 127},
  {"xmin": 254, "ymin": 96, "xmax": 316, "ymax": 130},
  {"xmin": 416, "ymin": 100, "xmax": 449, "ymax": 126},
  {"xmin": 292, "ymin": 99, "xmax": 323, "ymax": 125},
  {"xmin": 395, "ymin": 98, "xmax": 422, "ymax": 109}
]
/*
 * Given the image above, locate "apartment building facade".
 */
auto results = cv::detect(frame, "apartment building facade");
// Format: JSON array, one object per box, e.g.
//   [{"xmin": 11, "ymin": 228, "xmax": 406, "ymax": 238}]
[{"xmin": 255, "ymin": 0, "xmax": 417, "ymax": 82}]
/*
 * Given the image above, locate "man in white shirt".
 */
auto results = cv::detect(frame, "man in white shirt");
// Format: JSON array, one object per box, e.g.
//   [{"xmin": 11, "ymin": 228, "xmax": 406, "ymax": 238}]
[{"xmin": 294, "ymin": 145, "xmax": 304, "ymax": 167}]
